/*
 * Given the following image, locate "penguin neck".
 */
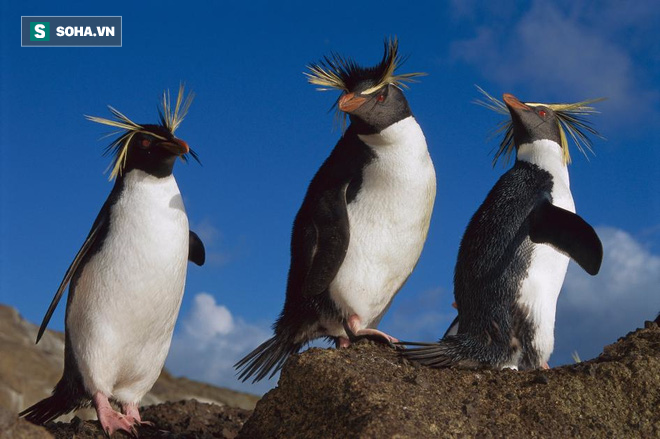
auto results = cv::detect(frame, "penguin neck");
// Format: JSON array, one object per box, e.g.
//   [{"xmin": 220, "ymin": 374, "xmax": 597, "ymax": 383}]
[
  {"xmin": 356, "ymin": 116, "xmax": 425, "ymax": 153},
  {"xmin": 113, "ymin": 168, "xmax": 180, "ymax": 196},
  {"xmin": 516, "ymin": 139, "xmax": 570, "ymax": 190}
]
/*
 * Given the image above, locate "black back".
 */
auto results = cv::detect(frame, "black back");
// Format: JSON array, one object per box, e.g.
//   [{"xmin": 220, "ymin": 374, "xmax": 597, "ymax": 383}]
[
  {"xmin": 454, "ymin": 160, "xmax": 554, "ymax": 368},
  {"xmin": 275, "ymin": 124, "xmax": 376, "ymax": 333}
]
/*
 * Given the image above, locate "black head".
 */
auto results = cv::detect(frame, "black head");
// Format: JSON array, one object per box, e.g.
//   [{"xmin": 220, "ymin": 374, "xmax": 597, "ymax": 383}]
[
  {"xmin": 121, "ymin": 124, "xmax": 191, "ymax": 178},
  {"xmin": 338, "ymin": 84, "xmax": 412, "ymax": 134},
  {"xmin": 504, "ymin": 94, "xmax": 562, "ymax": 147},
  {"xmin": 475, "ymin": 86, "xmax": 605, "ymax": 166},
  {"xmin": 86, "ymin": 85, "xmax": 198, "ymax": 180},
  {"xmin": 305, "ymin": 38, "xmax": 425, "ymax": 134}
]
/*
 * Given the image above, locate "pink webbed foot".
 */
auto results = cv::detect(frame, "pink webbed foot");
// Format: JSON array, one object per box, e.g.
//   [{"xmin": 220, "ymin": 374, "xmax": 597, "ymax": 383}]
[
  {"xmin": 344, "ymin": 314, "xmax": 399, "ymax": 346},
  {"xmin": 93, "ymin": 393, "xmax": 138, "ymax": 437},
  {"xmin": 541, "ymin": 362, "xmax": 550, "ymax": 370},
  {"xmin": 122, "ymin": 402, "xmax": 154, "ymax": 428}
]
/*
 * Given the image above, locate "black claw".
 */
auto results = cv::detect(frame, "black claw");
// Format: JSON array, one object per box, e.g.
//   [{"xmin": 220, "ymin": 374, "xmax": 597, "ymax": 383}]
[{"xmin": 342, "ymin": 320, "xmax": 358, "ymax": 342}]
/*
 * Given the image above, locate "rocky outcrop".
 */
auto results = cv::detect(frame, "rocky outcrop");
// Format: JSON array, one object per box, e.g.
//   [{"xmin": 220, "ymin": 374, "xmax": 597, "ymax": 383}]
[
  {"xmin": 3, "ymin": 303, "xmax": 659, "ymax": 438},
  {"xmin": 0, "ymin": 405, "xmax": 52, "ymax": 439},
  {"xmin": 1, "ymin": 399, "xmax": 250, "ymax": 439},
  {"xmin": 0, "ymin": 305, "xmax": 259, "ymax": 421},
  {"xmin": 43, "ymin": 400, "xmax": 251, "ymax": 439},
  {"xmin": 240, "ymin": 322, "xmax": 660, "ymax": 438}
]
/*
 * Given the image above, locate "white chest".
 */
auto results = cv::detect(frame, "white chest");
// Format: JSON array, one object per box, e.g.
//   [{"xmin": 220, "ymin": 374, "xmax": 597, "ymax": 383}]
[
  {"xmin": 516, "ymin": 140, "xmax": 575, "ymax": 365},
  {"xmin": 67, "ymin": 170, "xmax": 190, "ymax": 400},
  {"xmin": 327, "ymin": 117, "xmax": 436, "ymax": 333}
]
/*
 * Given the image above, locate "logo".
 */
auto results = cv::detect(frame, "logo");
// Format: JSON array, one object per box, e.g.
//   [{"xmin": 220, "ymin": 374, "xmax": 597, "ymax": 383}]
[
  {"xmin": 30, "ymin": 22, "xmax": 50, "ymax": 41},
  {"xmin": 22, "ymin": 17, "xmax": 122, "ymax": 47}
]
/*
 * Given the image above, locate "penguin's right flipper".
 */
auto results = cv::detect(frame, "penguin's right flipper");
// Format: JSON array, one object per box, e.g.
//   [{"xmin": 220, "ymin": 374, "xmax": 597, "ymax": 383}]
[
  {"xmin": 528, "ymin": 199, "xmax": 603, "ymax": 275},
  {"xmin": 188, "ymin": 231, "xmax": 205, "ymax": 266},
  {"xmin": 36, "ymin": 207, "xmax": 109, "ymax": 344}
]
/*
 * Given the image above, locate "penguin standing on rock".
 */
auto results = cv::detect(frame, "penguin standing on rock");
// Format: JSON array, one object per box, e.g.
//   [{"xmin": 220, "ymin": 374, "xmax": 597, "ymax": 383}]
[
  {"xmin": 400, "ymin": 89, "xmax": 604, "ymax": 370},
  {"xmin": 20, "ymin": 86, "xmax": 205, "ymax": 436},
  {"xmin": 235, "ymin": 38, "xmax": 436, "ymax": 382}
]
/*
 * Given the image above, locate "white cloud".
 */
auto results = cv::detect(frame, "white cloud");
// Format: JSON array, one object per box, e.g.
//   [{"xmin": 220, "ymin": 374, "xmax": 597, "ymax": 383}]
[
  {"xmin": 450, "ymin": 1, "xmax": 660, "ymax": 123},
  {"xmin": 554, "ymin": 227, "xmax": 660, "ymax": 364},
  {"xmin": 166, "ymin": 293, "xmax": 276, "ymax": 395},
  {"xmin": 182, "ymin": 293, "xmax": 234, "ymax": 340}
]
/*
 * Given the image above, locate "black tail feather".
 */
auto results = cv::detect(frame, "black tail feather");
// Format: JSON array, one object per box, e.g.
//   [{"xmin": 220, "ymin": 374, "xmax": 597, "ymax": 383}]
[
  {"xmin": 399, "ymin": 332, "xmax": 512, "ymax": 369},
  {"xmin": 394, "ymin": 340, "xmax": 438, "ymax": 347},
  {"xmin": 19, "ymin": 391, "xmax": 79, "ymax": 425},
  {"xmin": 234, "ymin": 335, "xmax": 302, "ymax": 383},
  {"xmin": 400, "ymin": 342, "xmax": 456, "ymax": 368}
]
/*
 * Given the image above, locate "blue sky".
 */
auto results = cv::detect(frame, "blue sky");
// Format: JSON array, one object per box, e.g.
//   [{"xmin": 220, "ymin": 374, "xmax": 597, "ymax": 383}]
[{"xmin": 1, "ymin": 1, "xmax": 659, "ymax": 395}]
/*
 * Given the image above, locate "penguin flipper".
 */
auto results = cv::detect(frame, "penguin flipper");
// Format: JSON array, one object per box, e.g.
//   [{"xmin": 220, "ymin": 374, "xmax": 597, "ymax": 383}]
[
  {"xmin": 188, "ymin": 230, "xmax": 205, "ymax": 266},
  {"xmin": 36, "ymin": 208, "xmax": 109, "ymax": 344},
  {"xmin": 296, "ymin": 188, "xmax": 350, "ymax": 297},
  {"xmin": 528, "ymin": 199, "xmax": 603, "ymax": 275}
]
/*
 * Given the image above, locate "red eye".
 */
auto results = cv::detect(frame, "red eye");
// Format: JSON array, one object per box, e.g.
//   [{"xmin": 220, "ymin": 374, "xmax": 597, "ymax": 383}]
[
  {"xmin": 141, "ymin": 139, "xmax": 151, "ymax": 147},
  {"xmin": 539, "ymin": 110, "xmax": 547, "ymax": 117},
  {"xmin": 377, "ymin": 94, "xmax": 385, "ymax": 102}
]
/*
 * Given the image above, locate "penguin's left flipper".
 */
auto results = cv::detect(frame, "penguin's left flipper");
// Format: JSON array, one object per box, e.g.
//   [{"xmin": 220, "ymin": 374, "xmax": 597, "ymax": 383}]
[
  {"xmin": 188, "ymin": 231, "xmax": 205, "ymax": 266},
  {"xmin": 299, "ymin": 188, "xmax": 350, "ymax": 297},
  {"xmin": 36, "ymin": 206, "xmax": 109, "ymax": 344},
  {"xmin": 528, "ymin": 199, "xmax": 603, "ymax": 275}
]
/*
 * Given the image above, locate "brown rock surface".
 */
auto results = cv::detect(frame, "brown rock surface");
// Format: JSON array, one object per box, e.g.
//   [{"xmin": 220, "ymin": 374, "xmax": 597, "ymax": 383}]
[
  {"xmin": 3, "ymin": 302, "xmax": 659, "ymax": 438},
  {"xmin": 239, "ymin": 321, "xmax": 660, "ymax": 439},
  {"xmin": 0, "ymin": 405, "xmax": 53, "ymax": 439},
  {"xmin": 44, "ymin": 400, "xmax": 251, "ymax": 439}
]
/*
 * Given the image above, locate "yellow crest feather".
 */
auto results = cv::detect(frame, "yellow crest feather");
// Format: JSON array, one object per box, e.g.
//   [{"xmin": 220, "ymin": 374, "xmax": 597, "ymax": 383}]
[
  {"xmin": 474, "ymin": 86, "xmax": 605, "ymax": 166},
  {"xmin": 304, "ymin": 37, "xmax": 426, "ymax": 94},
  {"xmin": 86, "ymin": 85, "xmax": 195, "ymax": 180}
]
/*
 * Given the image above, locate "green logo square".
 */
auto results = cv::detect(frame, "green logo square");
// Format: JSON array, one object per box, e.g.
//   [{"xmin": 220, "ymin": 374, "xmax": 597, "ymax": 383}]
[{"xmin": 30, "ymin": 22, "xmax": 50, "ymax": 41}]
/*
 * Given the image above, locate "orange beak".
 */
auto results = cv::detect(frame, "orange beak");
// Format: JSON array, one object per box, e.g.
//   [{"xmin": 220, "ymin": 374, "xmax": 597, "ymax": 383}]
[
  {"xmin": 161, "ymin": 138, "xmax": 190, "ymax": 156},
  {"xmin": 338, "ymin": 93, "xmax": 367, "ymax": 113},
  {"xmin": 503, "ymin": 93, "xmax": 532, "ymax": 111}
]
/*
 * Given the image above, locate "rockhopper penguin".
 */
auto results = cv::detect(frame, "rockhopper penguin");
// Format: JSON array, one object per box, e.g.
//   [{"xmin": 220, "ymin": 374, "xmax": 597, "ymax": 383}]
[
  {"xmin": 235, "ymin": 38, "xmax": 436, "ymax": 382},
  {"xmin": 400, "ymin": 89, "xmax": 604, "ymax": 370},
  {"xmin": 20, "ymin": 86, "xmax": 205, "ymax": 436}
]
